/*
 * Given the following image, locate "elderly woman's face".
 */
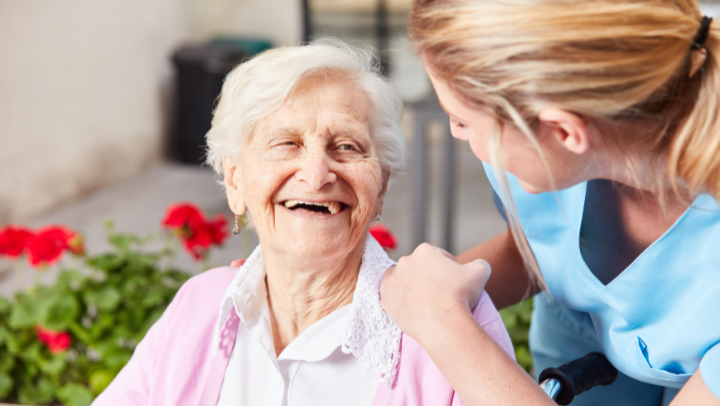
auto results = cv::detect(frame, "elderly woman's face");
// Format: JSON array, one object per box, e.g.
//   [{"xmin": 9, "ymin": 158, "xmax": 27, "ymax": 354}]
[{"xmin": 224, "ymin": 73, "xmax": 387, "ymax": 259}]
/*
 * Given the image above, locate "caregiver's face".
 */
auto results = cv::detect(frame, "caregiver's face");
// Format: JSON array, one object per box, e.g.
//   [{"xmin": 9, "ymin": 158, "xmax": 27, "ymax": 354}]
[
  {"xmin": 231, "ymin": 73, "xmax": 386, "ymax": 259},
  {"xmin": 424, "ymin": 60, "xmax": 583, "ymax": 194}
]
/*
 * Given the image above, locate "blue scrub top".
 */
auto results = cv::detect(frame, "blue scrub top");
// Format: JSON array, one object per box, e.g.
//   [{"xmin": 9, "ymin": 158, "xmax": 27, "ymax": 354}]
[{"xmin": 483, "ymin": 163, "xmax": 720, "ymax": 401}]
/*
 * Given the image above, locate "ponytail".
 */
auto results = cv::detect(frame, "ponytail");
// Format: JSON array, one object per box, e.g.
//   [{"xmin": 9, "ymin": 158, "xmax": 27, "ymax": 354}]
[{"xmin": 668, "ymin": 24, "xmax": 720, "ymax": 199}]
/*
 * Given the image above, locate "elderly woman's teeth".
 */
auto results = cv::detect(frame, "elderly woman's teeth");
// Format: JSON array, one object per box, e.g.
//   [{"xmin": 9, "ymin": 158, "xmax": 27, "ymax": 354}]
[
  {"xmin": 283, "ymin": 200, "xmax": 341, "ymax": 214},
  {"xmin": 327, "ymin": 202, "xmax": 340, "ymax": 214}
]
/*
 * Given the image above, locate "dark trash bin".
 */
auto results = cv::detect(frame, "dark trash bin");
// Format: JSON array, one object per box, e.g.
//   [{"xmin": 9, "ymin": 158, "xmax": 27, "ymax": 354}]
[{"xmin": 171, "ymin": 44, "xmax": 253, "ymax": 165}]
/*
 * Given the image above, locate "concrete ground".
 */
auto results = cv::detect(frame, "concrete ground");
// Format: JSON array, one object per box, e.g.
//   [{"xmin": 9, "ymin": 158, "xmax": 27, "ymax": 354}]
[{"xmin": 0, "ymin": 142, "xmax": 505, "ymax": 297}]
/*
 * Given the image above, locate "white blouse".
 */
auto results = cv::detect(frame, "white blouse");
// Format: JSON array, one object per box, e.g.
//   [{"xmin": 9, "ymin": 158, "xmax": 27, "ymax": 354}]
[{"xmin": 213, "ymin": 235, "xmax": 400, "ymax": 406}]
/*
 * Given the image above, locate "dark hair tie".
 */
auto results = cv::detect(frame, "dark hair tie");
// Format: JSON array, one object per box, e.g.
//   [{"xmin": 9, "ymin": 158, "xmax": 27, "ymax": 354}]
[{"xmin": 693, "ymin": 16, "xmax": 713, "ymax": 49}]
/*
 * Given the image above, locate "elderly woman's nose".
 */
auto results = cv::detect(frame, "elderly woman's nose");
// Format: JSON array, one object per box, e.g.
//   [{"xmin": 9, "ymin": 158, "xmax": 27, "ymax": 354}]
[{"xmin": 295, "ymin": 150, "xmax": 338, "ymax": 189}]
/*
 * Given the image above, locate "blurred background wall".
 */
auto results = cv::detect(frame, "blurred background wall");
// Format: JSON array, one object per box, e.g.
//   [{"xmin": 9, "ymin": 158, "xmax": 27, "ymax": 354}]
[
  {"xmin": 0, "ymin": 0, "xmax": 302, "ymax": 225},
  {"xmin": 2, "ymin": 0, "xmax": 718, "ymax": 246}
]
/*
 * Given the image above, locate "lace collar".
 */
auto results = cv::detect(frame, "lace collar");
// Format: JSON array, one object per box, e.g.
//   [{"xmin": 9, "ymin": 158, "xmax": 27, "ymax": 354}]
[{"xmin": 213, "ymin": 234, "xmax": 401, "ymax": 387}]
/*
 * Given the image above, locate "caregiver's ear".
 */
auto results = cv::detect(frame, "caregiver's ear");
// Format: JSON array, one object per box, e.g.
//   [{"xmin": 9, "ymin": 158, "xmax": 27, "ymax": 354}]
[
  {"xmin": 222, "ymin": 155, "xmax": 247, "ymax": 215},
  {"xmin": 537, "ymin": 109, "xmax": 590, "ymax": 155}
]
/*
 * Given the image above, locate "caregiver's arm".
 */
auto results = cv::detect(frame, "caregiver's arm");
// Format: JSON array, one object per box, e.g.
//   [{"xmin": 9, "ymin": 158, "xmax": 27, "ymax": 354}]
[
  {"xmin": 381, "ymin": 244, "xmax": 554, "ymax": 406},
  {"xmin": 422, "ymin": 305, "xmax": 554, "ymax": 405},
  {"xmin": 670, "ymin": 370, "xmax": 720, "ymax": 406},
  {"xmin": 456, "ymin": 226, "xmax": 541, "ymax": 310}
]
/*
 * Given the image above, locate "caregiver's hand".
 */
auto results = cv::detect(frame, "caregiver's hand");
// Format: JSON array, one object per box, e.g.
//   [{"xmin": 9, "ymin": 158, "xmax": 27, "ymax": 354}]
[
  {"xmin": 230, "ymin": 259, "xmax": 246, "ymax": 267},
  {"xmin": 382, "ymin": 243, "xmax": 553, "ymax": 406},
  {"xmin": 380, "ymin": 243, "xmax": 491, "ymax": 343}
]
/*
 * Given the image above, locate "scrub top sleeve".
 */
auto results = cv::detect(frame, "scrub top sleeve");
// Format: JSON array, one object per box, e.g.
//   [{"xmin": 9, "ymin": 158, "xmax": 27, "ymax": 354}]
[{"xmin": 700, "ymin": 342, "xmax": 720, "ymax": 400}]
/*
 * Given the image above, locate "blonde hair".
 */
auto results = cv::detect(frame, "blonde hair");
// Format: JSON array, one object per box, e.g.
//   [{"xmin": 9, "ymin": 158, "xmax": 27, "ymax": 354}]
[
  {"xmin": 206, "ymin": 39, "xmax": 405, "ymax": 177},
  {"xmin": 410, "ymin": 0, "xmax": 719, "ymax": 291}
]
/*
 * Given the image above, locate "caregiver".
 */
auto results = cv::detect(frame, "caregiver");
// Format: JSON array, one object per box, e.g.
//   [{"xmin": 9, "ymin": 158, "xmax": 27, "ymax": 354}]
[{"xmin": 380, "ymin": 0, "xmax": 720, "ymax": 405}]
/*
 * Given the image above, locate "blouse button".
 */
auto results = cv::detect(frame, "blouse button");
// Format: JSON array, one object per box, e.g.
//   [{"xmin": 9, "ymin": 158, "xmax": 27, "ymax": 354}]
[{"xmin": 274, "ymin": 375, "xmax": 283, "ymax": 386}]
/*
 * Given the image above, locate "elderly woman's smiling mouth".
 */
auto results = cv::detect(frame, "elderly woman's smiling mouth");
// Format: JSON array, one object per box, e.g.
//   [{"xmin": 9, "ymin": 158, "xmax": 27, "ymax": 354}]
[{"xmin": 280, "ymin": 199, "xmax": 345, "ymax": 215}]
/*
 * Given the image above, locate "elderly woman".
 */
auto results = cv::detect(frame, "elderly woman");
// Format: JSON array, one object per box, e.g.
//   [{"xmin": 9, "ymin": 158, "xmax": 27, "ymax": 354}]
[{"xmin": 93, "ymin": 40, "xmax": 513, "ymax": 406}]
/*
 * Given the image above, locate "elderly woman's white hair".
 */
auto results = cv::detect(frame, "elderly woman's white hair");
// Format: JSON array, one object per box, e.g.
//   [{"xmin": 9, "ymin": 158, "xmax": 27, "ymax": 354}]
[{"xmin": 205, "ymin": 39, "xmax": 406, "ymax": 177}]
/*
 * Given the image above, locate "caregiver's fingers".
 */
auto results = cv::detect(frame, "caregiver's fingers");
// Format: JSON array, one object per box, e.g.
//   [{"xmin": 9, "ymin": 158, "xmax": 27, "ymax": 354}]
[
  {"xmin": 408, "ymin": 243, "xmax": 490, "ymax": 283},
  {"xmin": 230, "ymin": 258, "xmax": 246, "ymax": 267},
  {"xmin": 438, "ymin": 247, "xmax": 459, "ymax": 262},
  {"xmin": 380, "ymin": 243, "xmax": 492, "ymax": 341}
]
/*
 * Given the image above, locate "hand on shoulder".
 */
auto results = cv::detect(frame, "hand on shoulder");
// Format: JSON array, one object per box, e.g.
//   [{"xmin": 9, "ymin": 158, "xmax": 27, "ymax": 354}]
[
  {"xmin": 380, "ymin": 243, "xmax": 491, "ymax": 343},
  {"xmin": 230, "ymin": 258, "xmax": 246, "ymax": 267}
]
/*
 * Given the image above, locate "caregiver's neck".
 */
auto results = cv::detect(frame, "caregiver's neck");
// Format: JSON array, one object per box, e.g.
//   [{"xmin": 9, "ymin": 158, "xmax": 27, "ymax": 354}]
[{"xmin": 263, "ymin": 241, "xmax": 365, "ymax": 356}]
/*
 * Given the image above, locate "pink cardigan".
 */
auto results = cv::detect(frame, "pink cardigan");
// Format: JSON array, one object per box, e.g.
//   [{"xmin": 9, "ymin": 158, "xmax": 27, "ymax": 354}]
[{"xmin": 93, "ymin": 267, "xmax": 514, "ymax": 406}]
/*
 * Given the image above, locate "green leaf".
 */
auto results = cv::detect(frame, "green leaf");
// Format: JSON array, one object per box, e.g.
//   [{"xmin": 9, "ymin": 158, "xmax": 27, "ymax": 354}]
[
  {"xmin": 0, "ymin": 297, "xmax": 11, "ymax": 315},
  {"xmin": 88, "ymin": 312, "xmax": 116, "ymax": 339},
  {"xmin": 83, "ymin": 286, "xmax": 122, "ymax": 312},
  {"xmin": 0, "ymin": 325, "xmax": 11, "ymax": 346},
  {"xmin": 104, "ymin": 351, "xmax": 132, "ymax": 370},
  {"xmin": 19, "ymin": 341, "xmax": 43, "ymax": 364},
  {"xmin": 18, "ymin": 376, "xmax": 57, "ymax": 404},
  {"xmin": 5, "ymin": 330, "xmax": 21, "ymax": 355},
  {"xmin": 108, "ymin": 233, "xmax": 141, "ymax": 252},
  {"xmin": 507, "ymin": 327, "xmax": 529, "ymax": 343},
  {"xmin": 515, "ymin": 345, "xmax": 534, "ymax": 372},
  {"xmin": 498, "ymin": 298, "xmax": 534, "ymax": 373},
  {"xmin": 500, "ymin": 311, "xmax": 518, "ymax": 329},
  {"xmin": 56, "ymin": 383, "xmax": 94, "ymax": 406},
  {"xmin": 38, "ymin": 353, "xmax": 66, "ymax": 375},
  {"xmin": 20, "ymin": 364, "xmax": 39, "ymax": 383},
  {"xmin": 41, "ymin": 295, "xmax": 80, "ymax": 331},
  {"xmin": 0, "ymin": 372, "xmax": 13, "ymax": 399},
  {"xmin": 56, "ymin": 270, "xmax": 89, "ymax": 291},
  {"xmin": 141, "ymin": 286, "xmax": 165, "ymax": 308},
  {"xmin": 87, "ymin": 253, "xmax": 125, "ymax": 272},
  {"xmin": 122, "ymin": 275, "xmax": 149, "ymax": 293},
  {"xmin": 136, "ymin": 308, "xmax": 164, "ymax": 340},
  {"xmin": 0, "ymin": 351, "xmax": 16, "ymax": 373},
  {"xmin": 88, "ymin": 369, "xmax": 115, "ymax": 395},
  {"xmin": 68, "ymin": 321, "xmax": 93, "ymax": 345},
  {"xmin": 124, "ymin": 309, "xmax": 147, "ymax": 332},
  {"xmin": 8, "ymin": 299, "xmax": 40, "ymax": 329}
]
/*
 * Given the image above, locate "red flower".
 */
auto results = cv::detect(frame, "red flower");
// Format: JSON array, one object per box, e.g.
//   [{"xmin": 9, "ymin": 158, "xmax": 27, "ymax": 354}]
[
  {"xmin": 0, "ymin": 226, "xmax": 34, "ymax": 259},
  {"xmin": 183, "ymin": 215, "xmax": 229, "ymax": 260},
  {"xmin": 162, "ymin": 203, "xmax": 229, "ymax": 261},
  {"xmin": 161, "ymin": 203, "xmax": 204, "ymax": 231},
  {"xmin": 369, "ymin": 224, "xmax": 397, "ymax": 250},
  {"xmin": 184, "ymin": 225, "xmax": 214, "ymax": 260},
  {"xmin": 36, "ymin": 325, "xmax": 71, "ymax": 354},
  {"xmin": 206, "ymin": 214, "xmax": 228, "ymax": 245},
  {"xmin": 26, "ymin": 226, "xmax": 75, "ymax": 267}
]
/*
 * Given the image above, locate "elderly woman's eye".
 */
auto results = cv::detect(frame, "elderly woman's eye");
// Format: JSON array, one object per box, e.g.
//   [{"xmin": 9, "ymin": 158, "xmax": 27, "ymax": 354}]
[
  {"xmin": 451, "ymin": 119, "xmax": 467, "ymax": 129},
  {"xmin": 337, "ymin": 144, "xmax": 358, "ymax": 151},
  {"xmin": 275, "ymin": 140, "xmax": 298, "ymax": 147}
]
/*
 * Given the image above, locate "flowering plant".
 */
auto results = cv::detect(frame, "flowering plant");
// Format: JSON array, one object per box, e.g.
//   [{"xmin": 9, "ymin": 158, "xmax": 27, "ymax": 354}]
[
  {"xmin": 369, "ymin": 224, "xmax": 397, "ymax": 251},
  {"xmin": 0, "ymin": 226, "xmax": 85, "ymax": 290},
  {"xmin": 498, "ymin": 298, "xmax": 534, "ymax": 372},
  {"xmin": 0, "ymin": 203, "xmax": 226, "ymax": 405},
  {"xmin": 161, "ymin": 203, "xmax": 228, "ymax": 266}
]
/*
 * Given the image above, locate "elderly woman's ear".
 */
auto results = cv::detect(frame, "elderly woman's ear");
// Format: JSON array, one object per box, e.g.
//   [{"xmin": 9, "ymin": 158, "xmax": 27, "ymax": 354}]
[{"xmin": 222, "ymin": 155, "xmax": 247, "ymax": 216}]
